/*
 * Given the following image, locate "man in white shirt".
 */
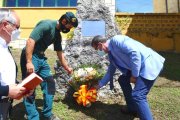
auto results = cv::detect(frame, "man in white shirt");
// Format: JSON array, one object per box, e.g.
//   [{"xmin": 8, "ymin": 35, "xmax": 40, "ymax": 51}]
[{"xmin": 0, "ymin": 8, "xmax": 26, "ymax": 120}]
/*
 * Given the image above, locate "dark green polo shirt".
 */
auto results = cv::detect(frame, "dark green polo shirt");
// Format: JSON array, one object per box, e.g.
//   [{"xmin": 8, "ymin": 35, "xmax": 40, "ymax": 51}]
[{"xmin": 30, "ymin": 20, "xmax": 62, "ymax": 52}]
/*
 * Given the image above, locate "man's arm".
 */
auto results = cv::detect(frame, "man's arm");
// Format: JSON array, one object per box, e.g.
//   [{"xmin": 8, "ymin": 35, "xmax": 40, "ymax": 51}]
[
  {"xmin": 8, "ymin": 84, "xmax": 26, "ymax": 99},
  {"xmin": 121, "ymin": 40, "xmax": 141, "ymax": 78},
  {"xmin": 112, "ymin": 36, "xmax": 141, "ymax": 78},
  {"xmin": 56, "ymin": 51, "xmax": 73, "ymax": 74},
  {"xmin": 26, "ymin": 38, "xmax": 35, "ymax": 73},
  {"xmin": 98, "ymin": 63, "xmax": 116, "ymax": 89}
]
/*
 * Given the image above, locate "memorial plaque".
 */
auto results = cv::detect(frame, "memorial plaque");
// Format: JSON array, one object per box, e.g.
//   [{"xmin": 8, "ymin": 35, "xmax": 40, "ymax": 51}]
[{"xmin": 82, "ymin": 20, "xmax": 105, "ymax": 37}]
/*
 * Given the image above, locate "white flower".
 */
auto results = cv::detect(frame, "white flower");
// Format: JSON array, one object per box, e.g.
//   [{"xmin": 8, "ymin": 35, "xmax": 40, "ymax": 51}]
[
  {"xmin": 71, "ymin": 66, "xmax": 105, "ymax": 90},
  {"xmin": 85, "ymin": 67, "xmax": 94, "ymax": 73},
  {"xmin": 77, "ymin": 68, "xmax": 87, "ymax": 77}
]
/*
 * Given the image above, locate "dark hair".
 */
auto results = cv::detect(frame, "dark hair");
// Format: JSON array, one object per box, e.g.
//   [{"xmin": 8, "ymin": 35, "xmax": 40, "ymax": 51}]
[{"xmin": 91, "ymin": 35, "xmax": 107, "ymax": 47}]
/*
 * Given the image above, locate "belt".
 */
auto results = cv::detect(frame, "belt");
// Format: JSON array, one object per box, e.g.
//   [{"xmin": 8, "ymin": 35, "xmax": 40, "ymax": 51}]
[
  {"xmin": 34, "ymin": 51, "xmax": 45, "ymax": 56},
  {"xmin": 0, "ymin": 97, "xmax": 12, "ymax": 103},
  {"xmin": 38, "ymin": 51, "xmax": 44, "ymax": 55}
]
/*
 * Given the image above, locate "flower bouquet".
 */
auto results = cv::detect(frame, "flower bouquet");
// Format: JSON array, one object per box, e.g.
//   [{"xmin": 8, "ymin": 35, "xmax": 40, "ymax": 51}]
[{"xmin": 68, "ymin": 65, "xmax": 105, "ymax": 107}]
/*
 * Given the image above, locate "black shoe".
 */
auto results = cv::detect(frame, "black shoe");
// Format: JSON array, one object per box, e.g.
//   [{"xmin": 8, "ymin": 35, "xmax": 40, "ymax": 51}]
[
  {"xmin": 120, "ymin": 107, "xmax": 139, "ymax": 117},
  {"xmin": 44, "ymin": 114, "xmax": 61, "ymax": 120}
]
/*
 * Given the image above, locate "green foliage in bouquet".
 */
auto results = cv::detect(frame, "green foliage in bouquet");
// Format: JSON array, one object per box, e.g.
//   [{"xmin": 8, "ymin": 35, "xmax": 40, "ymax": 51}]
[{"xmin": 69, "ymin": 64, "xmax": 105, "ymax": 91}]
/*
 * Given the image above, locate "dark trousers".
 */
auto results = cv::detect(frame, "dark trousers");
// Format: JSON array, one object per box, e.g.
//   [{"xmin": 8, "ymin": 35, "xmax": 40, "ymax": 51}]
[
  {"xmin": 118, "ymin": 72, "xmax": 155, "ymax": 120},
  {"xmin": 0, "ymin": 102, "xmax": 11, "ymax": 120},
  {"xmin": 20, "ymin": 50, "xmax": 55, "ymax": 120}
]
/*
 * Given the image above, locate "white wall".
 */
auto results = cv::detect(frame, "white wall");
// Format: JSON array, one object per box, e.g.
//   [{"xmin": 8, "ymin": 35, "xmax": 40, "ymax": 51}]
[
  {"xmin": 9, "ymin": 39, "xmax": 67, "ymax": 50},
  {"xmin": 103, "ymin": 0, "xmax": 116, "ymax": 15}
]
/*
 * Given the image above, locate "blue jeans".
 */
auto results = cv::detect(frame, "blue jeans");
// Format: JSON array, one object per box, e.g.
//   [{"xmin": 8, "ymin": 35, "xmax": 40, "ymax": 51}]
[
  {"xmin": 20, "ymin": 50, "xmax": 55, "ymax": 120},
  {"xmin": 118, "ymin": 71, "xmax": 155, "ymax": 120}
]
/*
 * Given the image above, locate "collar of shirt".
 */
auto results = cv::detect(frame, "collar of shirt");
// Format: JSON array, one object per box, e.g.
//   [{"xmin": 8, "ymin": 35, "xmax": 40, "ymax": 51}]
[{"xmin": 0, "ymin": 37, "xmax": 8, "ymax": 48}]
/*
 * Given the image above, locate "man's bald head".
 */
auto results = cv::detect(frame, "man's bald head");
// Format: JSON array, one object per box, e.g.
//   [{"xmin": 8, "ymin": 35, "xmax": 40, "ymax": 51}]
[
  {"xmin": 0, "ymin": 8, "xmax": 20, "ymax": 27},
  {"xmin": 0, "ymin": 9, "xmax": 20, "ymax": 44}
]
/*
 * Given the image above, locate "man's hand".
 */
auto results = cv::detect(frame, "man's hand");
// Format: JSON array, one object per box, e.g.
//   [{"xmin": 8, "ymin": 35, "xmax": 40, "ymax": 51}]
[
  {"xmin": 8, "ymin": 84, "xmax": 26, "ymax": 99},
  {"xmin": 130, "ymin": 76, "xmax": 137, "ymax": 83},
  {"xmin": 26, "ymin": 62, "xmax": 34, "ymax": 73},
  {"xmin": 24, "ymin": 89, "xmax": 34, "ymax": 97},
  {"xmin": 65, "ymin": 67, "xmax": 73, "ymax": 74},
  {"xmin": 94, "ymin": 84, "xmax": 100, "ymax": 90},
  {"xmin": 56, "ymin": 51, "xmax": 73, "ymax": 74}
]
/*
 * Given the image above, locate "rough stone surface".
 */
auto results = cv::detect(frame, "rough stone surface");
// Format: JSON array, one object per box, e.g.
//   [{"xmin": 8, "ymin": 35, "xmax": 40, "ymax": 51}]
[{"xmin": 54, "ymin": 0, "xmax": 123, "ymax": 103}]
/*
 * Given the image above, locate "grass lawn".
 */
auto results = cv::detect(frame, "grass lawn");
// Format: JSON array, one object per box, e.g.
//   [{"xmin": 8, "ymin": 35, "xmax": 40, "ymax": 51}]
[{"xmin": 10, "ymin": 49, "xmax": 180, "ymax": 120}]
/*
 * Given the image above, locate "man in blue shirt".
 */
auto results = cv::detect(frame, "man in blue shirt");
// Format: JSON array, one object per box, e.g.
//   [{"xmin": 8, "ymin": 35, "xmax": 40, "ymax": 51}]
[{"xmin": 91, "ymin": 35, "xmax": 165, "ymax": 120}]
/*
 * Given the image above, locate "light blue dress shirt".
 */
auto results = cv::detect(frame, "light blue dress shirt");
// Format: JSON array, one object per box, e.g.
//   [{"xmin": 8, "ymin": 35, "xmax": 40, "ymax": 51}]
[{"xmin": 99, "ymin": 35, "xmax": 165, "ymax": 88}]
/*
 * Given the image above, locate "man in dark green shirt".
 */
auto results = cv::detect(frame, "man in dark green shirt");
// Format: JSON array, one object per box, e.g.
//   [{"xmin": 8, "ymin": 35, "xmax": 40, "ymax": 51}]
[{"xmin": 20, "ymin": 12, "xmax": 78, "ymax": 120}]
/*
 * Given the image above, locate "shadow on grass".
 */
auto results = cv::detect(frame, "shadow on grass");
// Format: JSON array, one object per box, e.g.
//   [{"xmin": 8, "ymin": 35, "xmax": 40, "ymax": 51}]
[
  {"xmin": 61, "ymin": 88, "xmax": 137, "ymax": 120},
  {"xmin": 159, "ymin": 52, "xmax": 180, "ymax": 82},
  {"xmin": 62, "ymin": 99, "xmax": 136, "ymax": 120},
  {"xmin": 11, "ymin": 99, "xmax": 44, "ymax": 120},
  {"xmin": 11, "ymin": 98, "xmax": 136, "ymax": 120}
]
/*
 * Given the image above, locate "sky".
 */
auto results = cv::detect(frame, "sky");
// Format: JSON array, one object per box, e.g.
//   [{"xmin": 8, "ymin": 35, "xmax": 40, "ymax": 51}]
[{"xmin": 116, "ymin": 0, "xmax": 153, "ymax": 13}]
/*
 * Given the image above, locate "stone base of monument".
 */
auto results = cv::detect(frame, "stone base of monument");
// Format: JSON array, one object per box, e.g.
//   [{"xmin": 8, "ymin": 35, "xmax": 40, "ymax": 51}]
[{"xmin": 54, "ymin": 61, "xmax": 124, "ymax": 106}]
